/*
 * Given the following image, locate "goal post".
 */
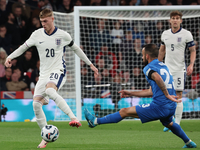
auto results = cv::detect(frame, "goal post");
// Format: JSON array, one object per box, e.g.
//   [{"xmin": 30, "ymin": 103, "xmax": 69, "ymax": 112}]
[{"xmin": 53, "ymin": 6, "xmax": 200, "ymax": 121}]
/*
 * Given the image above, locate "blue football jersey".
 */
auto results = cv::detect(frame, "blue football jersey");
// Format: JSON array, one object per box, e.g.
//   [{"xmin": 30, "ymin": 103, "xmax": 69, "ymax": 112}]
[{"xmin": 143, "ymin": 59, "xmax": 176, "ymax": 109}]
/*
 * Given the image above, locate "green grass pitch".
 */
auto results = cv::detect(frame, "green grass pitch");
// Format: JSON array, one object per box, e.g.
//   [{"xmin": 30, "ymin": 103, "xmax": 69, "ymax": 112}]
[{"xmin": 0, "ymin": 120, "xmax": 199, "ymax": 150}]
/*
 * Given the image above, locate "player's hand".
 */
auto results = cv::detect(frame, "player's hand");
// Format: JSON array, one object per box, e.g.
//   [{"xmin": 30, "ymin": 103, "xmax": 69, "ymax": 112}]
[
  {"xmin": 90, "ymin": 64, "xmax": 98, "ymax": 78},
  {"xmin": 4, "ymin": 58, "xmax": 12, "ymax": 68},
  {"xmin": 187, "ymin": 64, "xmax": 193, "ymax": 76},
  {"xmin": 166, "ymin": 95, "xmax": 181, "ymax": 103},
  {"xmin": 118, "ymin": 90, "xmax": 131, "ymax": 98}
]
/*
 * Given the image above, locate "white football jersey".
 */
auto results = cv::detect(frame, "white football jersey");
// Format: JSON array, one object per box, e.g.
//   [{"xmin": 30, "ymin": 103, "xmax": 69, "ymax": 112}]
[
  {"xmin": 161, "ymin": 27, "xmax": 194, "ymax": 72},
  {"xmin": 25, "ymin": 27, "xmax": 72, "ymax": 77}
]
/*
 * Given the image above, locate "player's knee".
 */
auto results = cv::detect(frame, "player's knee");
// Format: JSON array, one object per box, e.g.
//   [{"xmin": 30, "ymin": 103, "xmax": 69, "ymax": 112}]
[
  {"xmin": 163, "ymin": 122, "xmax": 173, "ymax": 128},
  {"xmin": 33, "ymin": 101, "xmax": 43, "ymax": 112},
  {"xmin": 119, "ymin": 108, "xmax": 128, "ymax": 118},
  {"xmin": 45, "ymin": 88, "xmax": 56, "ymax": 99}
]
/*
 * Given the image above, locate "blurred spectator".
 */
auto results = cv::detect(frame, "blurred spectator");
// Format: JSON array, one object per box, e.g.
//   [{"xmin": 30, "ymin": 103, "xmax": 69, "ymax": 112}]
[
  {"xmin": 38, "ymin": 0, "xmax": 53, "ymax": 10},
  {"xmin": 10, "ymin": 58, "xmax": 18, "ymax": 70},
  {"xmin": 6, "ymin": 72, "xmax": 28, "ymax": 91},
  {"xmin": 132, "ymin": 23, "xmax": 145, "ymax": 46},
  {"xmin": 166, "ymin": 1, "xmax": 172, "ymax": 5},
  {"xmin": 17, "ymin": 50, "xmax": 36, "ymax": 75},
  {"xmin": 12, "ymin": 0, "xmax": 31, "ymax": 19},
  {"xmin": 101, "ymin": 68, "xmax": 111, "ymax": 83},
  {"xmin": 0, "ymin": 63, "xmax": 5, "ymax": 77},
  {"xmin": 80, "ymin": 45, "xmax": 95, "ymax": 64},
  {"xmin": 27, "ymin": 17, "xmax": 42, "ymax": 37},
  {"xmin": 74, "ymin": 0, "xmax": 82, "ymax": 6},
  {"xmin": 95, "ymin": 44, "xmax": 118, "ymax": 77},
  {"xmin": 96, "ymin": 56, "xmax": 106, "ymax": 71},
  {"xmin": 144, "ymin": 34, "xmax": 152, "ymax": 45},
  {"xmin": 129, "ymin": 67, "xmax": 148, "ymax": 89},
  {"xmin": 0, "ymin": 67, "xmax": 12, "ymax": 90},
  {"xmin": 90, "ymin": 0, "xmax": 102, "ymax": 5},
  {"xmin": 81, "ymin": 64, "xmax": 90, "ymax": 86},
  {"xmin": 107, "ymin": 0, "xmax": 120, "ymax": 5},
  {"xmin": 129, "ymin": 0, "xmax": 139, "ymax": 5},
  {"xmin": 13, "ymin": 67, "xmax": 30, "ymax": 90},
  {"xmin": 190, "ymin": 1, "xmax": 197, "ymax": 5},
  {"xmin": 153, "ymin": 21, "xmax": 164, "ymax": 45},
  {"xmin": 89, "ymin": 19, "xmax": 111, "ymax": 51},
  {"xmin": 120, "ymin": 30, "xmax": 134, "ymax": 71},
  {"xmin": 30, "ymin": 75, "xmax": 39, "ymax": 93},
  {"xmin": 5, "ymin": 12, "xmax": 22, "ymax": 48},
  {"xmin": 0, "ymin": 103, "xmax": 8, "ymax": 121},
  {"xmin": 119, "ymin": 0, "xmax": 127, "ymax": 5},
  {"xmin": 126, "ymin": 38, "xmax": 143, "ymax": 71},
  {"xmin": 140, "ymin": 0, "xmax": 150, "ymax": 5},
  {"xmin": 0, "ymin": 47, "xmax": 7, "ymax": 65},
  {"xmin": 142, "ymin": 16, "xmax": 156, "ymax": 35},
  {"xmin": 111, "ymin": 21, "xmax": 124, "ymax": 45},
  {"xmin": 159, "ymin": 0, "xmax": 168, "ymax": 5},
  {"xmin": 110, "ymin": 73, "xmax": 122, "ymax": 109},
  {"xmin": 12, "ymin": 5, "xmax": 28, "ymax": 42},
  {"xmin": 173, "ymin": 0, "xmax": 184, "ymax": 5},
  {"xmin": 0, "ymin": 0, "xmax": 10, "ymax": 25},
  {"xmin": 26, "ymin": 0, "xmax": 38, "ymax": 8},
  {"xmin": 57, "ymin": 0, "xmax": 73, "ymax": 13},
  {"xmin": 0, "ymin": 25, "xmax": 12, "ymax": 55},
  {"xmin": 30, "ymin": 60, "xmax": 40, "ymax": 92},
  {"xmin": 92, "ymin": 73, "xmax": 109, "ymax": 98},
  {"xmin": 31, "ymin": 60, "xmax": 40, "ymax": 83}
]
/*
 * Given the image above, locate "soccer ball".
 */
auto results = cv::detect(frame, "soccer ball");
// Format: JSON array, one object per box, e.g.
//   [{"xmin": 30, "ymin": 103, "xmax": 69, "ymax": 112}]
[{"xmin": 41, "ymin": 125, "xmax": 59, "ymax": 142}]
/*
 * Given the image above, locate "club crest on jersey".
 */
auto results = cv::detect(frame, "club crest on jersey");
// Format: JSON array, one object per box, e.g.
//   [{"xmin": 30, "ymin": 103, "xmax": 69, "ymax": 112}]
[
  {"xmin": 177, "ymin": 37, "xmax": 182, "ymax": 42},
  {"xmin": 56, "ymin": 39, "xmax": 61, "ymax": 45}
]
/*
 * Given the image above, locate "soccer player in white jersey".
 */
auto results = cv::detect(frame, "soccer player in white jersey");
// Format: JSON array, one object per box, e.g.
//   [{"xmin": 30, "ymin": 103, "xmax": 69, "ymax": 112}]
[
  {"xmin": 158, "ymin": 11, "xmax": 196, "ymax": 132},
  {"xmin": 5, "ymin": 9, "xmax": 99, "ymax": 148}
]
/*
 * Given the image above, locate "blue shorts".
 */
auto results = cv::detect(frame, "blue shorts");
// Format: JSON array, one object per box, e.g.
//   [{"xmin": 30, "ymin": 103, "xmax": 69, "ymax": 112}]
[{"xmin": 136, "ymin": 102, "xmax": 176, "ymax": 126}]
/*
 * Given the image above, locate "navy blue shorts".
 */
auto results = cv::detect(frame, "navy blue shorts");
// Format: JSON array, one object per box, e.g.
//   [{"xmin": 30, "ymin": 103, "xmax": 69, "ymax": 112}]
[{"xmin": 136, "ymin": 103, "xmax": 176, "ymax": 126}]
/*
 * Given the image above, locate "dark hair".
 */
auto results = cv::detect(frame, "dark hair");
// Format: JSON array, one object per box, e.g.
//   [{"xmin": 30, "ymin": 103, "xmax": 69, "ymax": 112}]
[
  {"xmin": 144, "ymin": 44, "xmax": 159, "ymax": 58},
  {"xmin": 170, "ymin": 11, "xmax": 183, "ymax": 19}
]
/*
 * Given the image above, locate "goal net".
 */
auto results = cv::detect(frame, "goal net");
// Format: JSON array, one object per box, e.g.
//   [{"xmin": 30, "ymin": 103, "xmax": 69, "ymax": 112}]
[{"xmin": 54, "ymin": 6, "xmax": 200, "ymax": 121}]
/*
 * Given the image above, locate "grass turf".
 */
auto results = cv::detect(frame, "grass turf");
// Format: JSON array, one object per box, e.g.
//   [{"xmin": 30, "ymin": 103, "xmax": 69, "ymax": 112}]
[{"xmin": 0, "ymin": 120, "xmax": 199, "ymax": 150}]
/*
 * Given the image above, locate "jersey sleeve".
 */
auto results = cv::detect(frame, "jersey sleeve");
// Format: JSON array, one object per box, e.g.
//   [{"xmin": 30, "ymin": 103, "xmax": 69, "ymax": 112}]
[
  {"xmin": 143, "ymin": 65, "xmax": 157, "ymax": 80},
  {"xmin": 161, "ymin": 32, "xmax": 165, "ymax": 45},
  {"xmin": 63, "ymin": 31, "xmax": 73, "ymax": 46},
  {"xmin": 186, "ymin": 31, "xmax": 195, "ymax": 47},
  {"xmin": 25, "ymin": 31, "xmax": 37, "ymax": 47}
]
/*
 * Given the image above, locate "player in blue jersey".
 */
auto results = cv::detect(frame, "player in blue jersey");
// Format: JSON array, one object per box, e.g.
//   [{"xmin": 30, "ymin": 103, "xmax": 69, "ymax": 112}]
[{"xmin": 84, "ymin": 44, "xmax": 197, "ymax": 148}]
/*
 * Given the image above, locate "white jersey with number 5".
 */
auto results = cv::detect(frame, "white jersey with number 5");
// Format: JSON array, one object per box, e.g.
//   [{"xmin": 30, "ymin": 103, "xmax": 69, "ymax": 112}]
[
  {"xmin": 25, "ymin": 27, "xmax": 72, "ymax": 78},
  {"xmin": 161, "ymin": 27, "xmax": 195, "ymax": 72}
]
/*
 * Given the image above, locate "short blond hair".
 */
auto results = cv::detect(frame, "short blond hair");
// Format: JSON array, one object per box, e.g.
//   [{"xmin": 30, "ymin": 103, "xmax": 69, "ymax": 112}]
[{"xmin": 39, "ymin": 8, "xmax": 53, "ymax": 18}]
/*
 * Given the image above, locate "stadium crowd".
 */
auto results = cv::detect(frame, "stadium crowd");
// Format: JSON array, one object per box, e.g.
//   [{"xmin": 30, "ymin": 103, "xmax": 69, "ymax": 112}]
[{"xmin": 0, "ymin": 0, "xmax": 200, "ymax": 94}]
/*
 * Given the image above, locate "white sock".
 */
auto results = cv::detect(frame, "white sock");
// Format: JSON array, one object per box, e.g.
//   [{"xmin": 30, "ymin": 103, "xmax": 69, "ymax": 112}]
[
  {"xmin": 175, "ymin": 100, "xmax": 183, "ymax": 125},
  {"xmin": 45, "ymin": 88, "xmax": 76, "ymax": 119},
  {"xmin": 33, "ymin": 101, "xmax": 47, "ymax": 129},
  {"xmin": 94, "ymin": 118, "xmax": 98, "ymax": 125}
]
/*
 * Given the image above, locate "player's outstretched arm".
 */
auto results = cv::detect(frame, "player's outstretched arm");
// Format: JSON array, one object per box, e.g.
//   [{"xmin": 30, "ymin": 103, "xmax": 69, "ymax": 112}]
[
  {"xmin": 90, "ymin": 64, "xmax": 98, "ymax": 78},
  {"xmin": 187, "ymin": 45, "xmax": 196, "ymax": 76},
  {"xmin": 5, "ymin": 43, "xmax": 29, "ymax": 67},
  {"xmin": 118, "ymin": 88, "xmax": 153, "ymax": 98},
  {"xmin": 158, "ymin": 45, "xmax": 166, "ymax": 62},
  {"xmin": 151, "ymin": 72, "xmax": 181, "ymax": 103}
]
